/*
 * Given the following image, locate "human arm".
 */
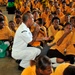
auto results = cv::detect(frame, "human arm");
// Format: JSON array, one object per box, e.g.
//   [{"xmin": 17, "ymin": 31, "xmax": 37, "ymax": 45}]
[
  {"xmin": 29, "ymin": 24, "xmax": 40, "ymax": 45},
  {"xmin": 57, "ymin": 28, "xmax": 71, "ymax": 46}
]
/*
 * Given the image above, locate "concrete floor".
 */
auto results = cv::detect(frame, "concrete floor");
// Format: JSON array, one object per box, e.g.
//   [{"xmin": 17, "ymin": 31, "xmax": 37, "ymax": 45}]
[{"xmin": 0, "ymin": 57, "xmax": 21, "ymax": 75}]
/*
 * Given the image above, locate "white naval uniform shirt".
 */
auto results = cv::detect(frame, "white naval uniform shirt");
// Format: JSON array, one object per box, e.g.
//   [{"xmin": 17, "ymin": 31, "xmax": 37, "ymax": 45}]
[{"xmin": 12, "ymin": 22, "xmax": 32, "ymax": 52}]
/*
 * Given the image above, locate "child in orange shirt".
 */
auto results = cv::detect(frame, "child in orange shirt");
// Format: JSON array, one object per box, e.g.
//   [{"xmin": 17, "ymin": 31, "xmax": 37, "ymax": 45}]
[{"xmin": 21, "ymin": 55, "xmax": 54, "ymax": 75}]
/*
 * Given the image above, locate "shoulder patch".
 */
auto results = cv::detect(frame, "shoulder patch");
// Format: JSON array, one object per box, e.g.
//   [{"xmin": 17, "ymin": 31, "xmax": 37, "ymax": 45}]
[{"xmin": 21, "ymin": 30, "xmax": 27, "ymax": 33}]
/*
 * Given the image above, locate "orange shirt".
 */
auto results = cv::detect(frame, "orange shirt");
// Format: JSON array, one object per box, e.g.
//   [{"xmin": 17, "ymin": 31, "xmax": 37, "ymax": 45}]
[
  {"xmin": 48, "ymin": 24, "xmax": 62, "ymax": 37},
  {"xmin": 54, "ymin": 63, "xmax": 70, "ymax": 75},
  {"xmin": 66, "ymin": 27, "xmax": 75, "ymax": 55},
  {"xmin": 32, "ymin": 2, "xmax": 39, "ymax": 9},
  {"xmin": 20, "ymin": 6, "xmax": 25, "ymax": 14},
  {"xmin": 24, "ymin": 7, "xmax": 30, "ymax": 14},
  {"xmin": 50, "ymin": 30, "xmax": 73, "ymax": 54},
  {"xmin": 0, "ymin": 26, "xmax": 12, "ymax": 40},
  {"xmin": 36, "ymin": 26, "xmax": 47, "ymax": 39},
  {"xmin": 66, "ymin": 0, "xmax": 72, "ymax": 5},
  {"xmin": 21, "ymin": 65, "xmax": 54, "ymax": 75},
  {"xmin": 72, "ymin": 2, "xmax": 75, "ymax": 8},
  {"xmin": 57, "ymin": 12, "xmax": 65, "ymax": 19},
  {"xmin": 66, "ymin": 6, "xmax": 72, "ymax": 14},
  {"xmin": 45, "ymin": 17, "xmax": 51, "ymax": 28},
  {"xmin": 51, "ymin": 5, "xmax": 56, "ymax": 13},
  {"xmin": 60, "ymin": 5, "xmax": 72, "ymax": 14},
  {"xmin": 71, "ymin": 9, "xmax": 75, "ymax": 17},
  {"xmin": 41, "ymin": 12, "xmax": 49, "ymax": 22},
  {"xmin": 39, "ymin": 3, "xmax": 43, "ymax": 12}
]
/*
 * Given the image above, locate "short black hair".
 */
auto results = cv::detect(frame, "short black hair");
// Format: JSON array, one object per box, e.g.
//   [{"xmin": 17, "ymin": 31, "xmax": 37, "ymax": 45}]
[
  {"xmin": 32, "ymin": 10, "xmax": 38, "ymax": 14},
  {"xmin": 63, "ymin": 65, "xmax": 75, "ymax": 75},
  {"xmin": 52, "ymin": 17, "xmax": 60, "ymax": 23},
  {"xmin": 36, "ymin": 18, "xmax": 44, "ymax": 25},
  {"xmin": 22, "ymin": 13, "xmax": 31, "ymax": 23},
  {"xmin": 15, "ymin": 15, "xmax": 21, "ymax": 19},
  {"xmin": 65, "ymin": 22, "xmax": 71, "ymax": 26},
  {"xmin": 63, "ymin": 22, "xmax": 71, "ymax": 28},
  {"xmin": 9, "ymin": 20, "xmax": 14, "ymax": 23},
  {"xmin": 26, "ymin": 11, "xmax": 31, "ymax": 13},
  {"xmin": 70, "ymin": 16, "xmax": 75, "ymax": 22},
  {"xmin": 0, "ymin": 18, "xmax": 4, "ymax": 23},
  {"xmin": 15, "ymin": 9, "xmax": 21, "ymax": 15},
  {"xmin": 62, "ymin": 1, "xmax": 66, "ymax": 4},
  {"xmin": 36, "ymin": 55, "xmax": 51, "ymax": 70}
]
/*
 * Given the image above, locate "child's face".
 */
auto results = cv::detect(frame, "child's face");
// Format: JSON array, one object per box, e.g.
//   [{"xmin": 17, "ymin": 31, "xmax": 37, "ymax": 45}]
[
  {"xmin": 53, "ymin": 19, "xmax": 59, "ymax": 28},
  {"xmin": 0, "ymin": 21, "xmax": 4, "ymax": 29},
  {"xmin": 40, "ymin": 65, "xmax": 52, "ymax": 75},
  {"xmin": 71, "ymin": 19, "xmax": 75, "ymax": 28},
  {"xmin": 64, "ymin": 24, "xmax": 72, "ymax": 32},
  {"xmin": 9, "ymin": 22, "xmax": 15, "ymax": 28}
]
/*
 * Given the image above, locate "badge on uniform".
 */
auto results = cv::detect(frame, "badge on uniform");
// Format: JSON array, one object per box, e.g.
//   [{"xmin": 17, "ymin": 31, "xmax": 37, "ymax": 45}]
[{"xmin": 21, "ymin": 30, "xmax": 27, "ymax": 33}]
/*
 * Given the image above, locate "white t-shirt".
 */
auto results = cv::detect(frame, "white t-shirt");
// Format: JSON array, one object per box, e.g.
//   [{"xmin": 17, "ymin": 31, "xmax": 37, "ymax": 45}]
[{"xmin": 12, "ymin": 22, "xmax": 32, "ymax": 51}]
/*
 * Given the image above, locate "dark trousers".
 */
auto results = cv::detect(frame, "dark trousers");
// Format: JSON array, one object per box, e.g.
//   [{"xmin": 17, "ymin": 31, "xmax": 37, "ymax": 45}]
[{"xmin": 47, "ymin": 49, "xmax": 74, "ymax": 64}]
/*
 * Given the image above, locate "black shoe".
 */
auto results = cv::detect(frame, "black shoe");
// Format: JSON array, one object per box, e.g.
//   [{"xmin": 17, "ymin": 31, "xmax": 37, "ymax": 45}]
[
  {"xmin": 16, "ymin": 60, "xmax": 21, "ymax": 64},
  {"xmin": 18, "ymin": 66, "xmax": 24, "ymax": 71}
]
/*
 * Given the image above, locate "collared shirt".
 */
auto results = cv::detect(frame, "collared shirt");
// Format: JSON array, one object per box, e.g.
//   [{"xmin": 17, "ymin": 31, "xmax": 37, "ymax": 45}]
[
  {"xmin": 50, "ymin": 30, "xmax": 73, "ymax": 54},
  {"xmin": 12, "ymin": 22, "xmax": 32, "ymax": 51},
  {"xmin": 48, "ymin": 24, "xmax": 63, "ymax": 37}
]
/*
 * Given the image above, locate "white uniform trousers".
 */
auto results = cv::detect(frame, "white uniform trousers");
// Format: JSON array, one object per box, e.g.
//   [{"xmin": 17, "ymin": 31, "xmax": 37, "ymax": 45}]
[{"xmin": 12, "ymin": 47, "xmax": 41, "ymax": 68}]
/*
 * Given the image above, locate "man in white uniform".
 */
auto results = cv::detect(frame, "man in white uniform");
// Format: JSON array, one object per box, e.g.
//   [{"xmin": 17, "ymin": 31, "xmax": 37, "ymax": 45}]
[{"xmin": 12, "ymin": 12, "xmax": 41, "ymax": 70}]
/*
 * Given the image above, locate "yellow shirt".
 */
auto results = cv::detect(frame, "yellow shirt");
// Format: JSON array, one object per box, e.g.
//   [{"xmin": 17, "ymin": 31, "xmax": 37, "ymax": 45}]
[
  {"xmin": 21, "ymin": 65, "xmax": 54, "ymax": 75},
  {"xmin": 39, "ymin": 3, "xmax": 43, "ymax": 12},
  {"xmin": 51, "ymin": 6, "xmax": 56, "ymax": 13},
  {"xmin": 54, "ymin": 63, "xmax": 70, "ymax": 75},
  {"xmin": 66, "ymin": 28, "xmax": 75, "ymax": 55},
  {"xmin": 23, "ymin": 7, "xmax": 30, "ymax": 14},
  {"xmin": 20, "ymin": 6, "xmax": 25, "ymax": 14},
  {"xmin": 65, "ymin": 6, "xmax": 72, "ymax": 14},
  {"xmin": 20, "ymin": 6, "xmax": 30, "ymax": 14},
  {"xmin": 32, "ymin": 2, "xmax": 39, "ymax": 9},
  {"xmin": 50, "ymin": 30, "xmax": 73, "ymax": 54},
  {"xmin": 48, "ymin": 25, "xmax": 62, "ymax": 37},
  {"xmin": 57, "ymin": 12, "xmax": 65, "ymax": 22},
  {"xmin": 38, "ymin": 26, "xmax": 47, "ymax": 37},
  {"xmin": 0, "ymin": 26, "xmax": 12, "ymax": 40}
]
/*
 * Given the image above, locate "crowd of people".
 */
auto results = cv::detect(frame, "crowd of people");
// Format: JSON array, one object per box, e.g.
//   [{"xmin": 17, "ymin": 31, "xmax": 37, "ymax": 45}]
[{"xmin": 0, "ymin": 0, "xmax": 75, "ymax": 75}]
